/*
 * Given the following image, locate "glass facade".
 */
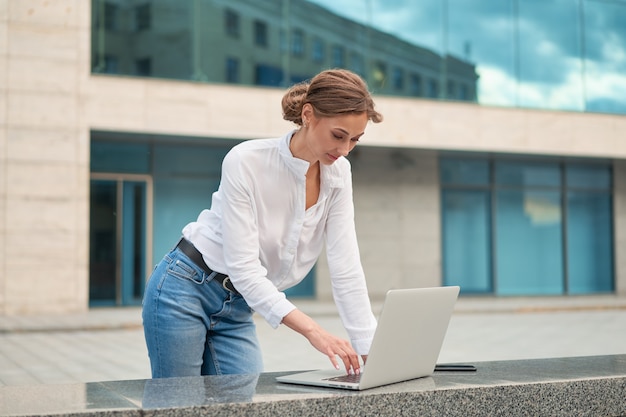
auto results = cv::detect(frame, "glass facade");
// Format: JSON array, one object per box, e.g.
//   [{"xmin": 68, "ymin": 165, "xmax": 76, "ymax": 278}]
[
  {"xmin": 90, "ymin": 135, "xmax": 316, "ymax": 301},
  {"xmin": 441, "ymin": 156, "xmax": 613, "ymax": 295},
  {"xmin": 91, "ymin": 0, "xmax": 626, "ymax": 115}
]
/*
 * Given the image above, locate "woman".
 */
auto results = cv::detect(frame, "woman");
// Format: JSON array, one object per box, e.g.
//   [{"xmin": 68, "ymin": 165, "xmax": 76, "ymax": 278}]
[{"xmin": 142, "ymin": 68, "xmax": 383, "ymax": 378}]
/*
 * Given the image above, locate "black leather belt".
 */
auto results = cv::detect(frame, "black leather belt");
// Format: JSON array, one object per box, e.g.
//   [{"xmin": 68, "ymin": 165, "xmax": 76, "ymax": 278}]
[{"xmin": 175, "ymin": 238, "xmax": 240, "ymax": 296}]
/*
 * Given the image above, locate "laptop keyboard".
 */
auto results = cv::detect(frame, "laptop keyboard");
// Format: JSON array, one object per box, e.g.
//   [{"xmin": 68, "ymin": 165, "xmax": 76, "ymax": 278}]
[{"xmin": 324, "ymin": 373, "xmax": 361, "ymax": 383}]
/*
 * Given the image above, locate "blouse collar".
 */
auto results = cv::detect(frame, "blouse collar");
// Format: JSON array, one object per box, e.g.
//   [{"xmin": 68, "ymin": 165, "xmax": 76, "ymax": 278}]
[{"xmin": 279, "ymin": 130, "xmax": 346, "ymax": 189}]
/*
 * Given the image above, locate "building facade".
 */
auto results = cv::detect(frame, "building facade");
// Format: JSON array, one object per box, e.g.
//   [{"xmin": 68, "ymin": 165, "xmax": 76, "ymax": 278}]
[{"xmin": 1, "ymin": 0, "xmax": 626, "ymax": 315}]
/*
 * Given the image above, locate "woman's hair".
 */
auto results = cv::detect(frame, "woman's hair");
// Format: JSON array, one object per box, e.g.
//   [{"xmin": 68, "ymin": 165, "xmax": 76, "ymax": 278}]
[{"xmin": 282, "ymin": 69, "xmax": 383, "ymax": 125}]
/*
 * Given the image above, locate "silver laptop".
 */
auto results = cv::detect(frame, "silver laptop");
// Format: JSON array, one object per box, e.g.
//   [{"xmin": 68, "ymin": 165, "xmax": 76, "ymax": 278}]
[{"xmin": 276, "ymin": 286, "xmax": 460, "ymax": 390}]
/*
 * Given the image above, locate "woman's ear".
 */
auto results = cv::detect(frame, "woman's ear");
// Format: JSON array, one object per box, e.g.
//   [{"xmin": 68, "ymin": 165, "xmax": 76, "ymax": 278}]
[{"xmin": 301, "ymin": 103, "xmax": 314, "ymax": 127}]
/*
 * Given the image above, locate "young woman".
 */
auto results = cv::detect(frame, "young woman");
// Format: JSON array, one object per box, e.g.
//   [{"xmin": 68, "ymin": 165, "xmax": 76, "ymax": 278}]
[{"xmin": 142, "ymin": 68, "xmax": 383, "ymax": 378}]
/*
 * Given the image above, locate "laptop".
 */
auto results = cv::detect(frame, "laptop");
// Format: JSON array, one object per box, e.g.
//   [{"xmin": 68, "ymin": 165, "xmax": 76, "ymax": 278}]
[{"xmin": 276, "ymin": 286, "xmax": 460, "ymax": 390}]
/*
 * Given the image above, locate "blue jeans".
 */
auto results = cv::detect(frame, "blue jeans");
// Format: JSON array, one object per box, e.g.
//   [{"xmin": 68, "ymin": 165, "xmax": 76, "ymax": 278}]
[{"xmin": 142, "ymin": 246, "xmax": 263, "ymax": 377}]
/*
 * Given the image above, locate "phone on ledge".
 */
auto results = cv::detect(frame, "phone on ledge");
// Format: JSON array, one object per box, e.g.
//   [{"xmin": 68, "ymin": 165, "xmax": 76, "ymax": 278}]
[{"xmin": 434, "ymin": 364, "xmax": 477, "ymax": 372}]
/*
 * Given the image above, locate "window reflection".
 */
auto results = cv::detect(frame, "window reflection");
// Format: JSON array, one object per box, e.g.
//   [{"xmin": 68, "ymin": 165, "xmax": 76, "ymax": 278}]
[
  {"xmin": 90, "ymin": 0, "xmax": 626, "ymax": 114},
  {"xmin": 584, "ymin": 0, "xmax": 626, "ymax": 114},
  {"xmin": 441, "ymin": 156, "xmax": 614, "ymax": 295}
]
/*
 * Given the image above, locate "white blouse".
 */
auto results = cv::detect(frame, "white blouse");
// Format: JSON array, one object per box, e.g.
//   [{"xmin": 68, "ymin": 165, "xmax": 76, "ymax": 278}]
[{"xmin": 182, "ymin": 130, "xmax": 377, "ymax": 354}]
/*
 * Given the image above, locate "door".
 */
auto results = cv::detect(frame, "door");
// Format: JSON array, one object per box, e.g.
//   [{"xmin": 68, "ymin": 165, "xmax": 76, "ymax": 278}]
[{"xmin": 90, "ymin": 175, "xmax": 153, "ymax": 306}]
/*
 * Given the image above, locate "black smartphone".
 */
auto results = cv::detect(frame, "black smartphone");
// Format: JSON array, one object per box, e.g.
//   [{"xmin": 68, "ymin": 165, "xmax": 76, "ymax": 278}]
[{"xmin": 434, "ymin": 364, "xmax": 477, "ymax": 372}]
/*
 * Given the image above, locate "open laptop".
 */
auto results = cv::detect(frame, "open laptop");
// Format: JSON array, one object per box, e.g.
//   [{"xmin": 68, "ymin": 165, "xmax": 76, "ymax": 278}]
[{"xmin": 276, "ymin": 286, "xmax": 460, "ymax": 390}]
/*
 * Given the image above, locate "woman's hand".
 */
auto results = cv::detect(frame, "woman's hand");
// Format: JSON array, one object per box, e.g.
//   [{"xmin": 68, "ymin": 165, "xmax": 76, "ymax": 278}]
[{"xmin": 282, "ymin": 309, "xmax": 362, "ymax": 375}]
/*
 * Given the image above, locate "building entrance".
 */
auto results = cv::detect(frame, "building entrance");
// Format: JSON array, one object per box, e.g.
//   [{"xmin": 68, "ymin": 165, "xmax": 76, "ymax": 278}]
[{"xmin": 89, "ymin": 175, "xmax": 153, "ymax": 306}]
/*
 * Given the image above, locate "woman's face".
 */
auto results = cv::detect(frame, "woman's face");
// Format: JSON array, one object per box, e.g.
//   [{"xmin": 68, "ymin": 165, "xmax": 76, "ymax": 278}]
[{"xmin": 305, "ymin": 109, "xmax": 368, "ymax": 165}]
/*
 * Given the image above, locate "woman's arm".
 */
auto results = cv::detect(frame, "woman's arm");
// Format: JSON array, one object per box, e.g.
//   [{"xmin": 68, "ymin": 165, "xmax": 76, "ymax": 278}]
[
  {"xmin": 281, "ymin": 309, "xmax": 363, "ymax": 375},
  {"xmin": 324, "ymin": 164, "xmax": 378, "ymax": 355}
]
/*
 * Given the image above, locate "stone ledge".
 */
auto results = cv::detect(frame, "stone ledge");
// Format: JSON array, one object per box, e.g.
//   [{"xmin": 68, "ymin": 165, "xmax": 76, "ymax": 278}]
[{"xmin": 1, "ymin": 355, "xmax": 625, "ymax": 417}]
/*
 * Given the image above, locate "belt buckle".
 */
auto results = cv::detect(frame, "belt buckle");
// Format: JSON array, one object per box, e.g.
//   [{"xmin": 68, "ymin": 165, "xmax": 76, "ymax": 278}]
[{"xmin": 222, "ymin": 277, "xmax": 234, "ymax": 293}]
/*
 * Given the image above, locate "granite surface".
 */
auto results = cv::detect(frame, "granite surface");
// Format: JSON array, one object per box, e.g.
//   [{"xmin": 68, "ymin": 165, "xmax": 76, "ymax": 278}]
[{"xmin": 1, "ymin": 355, "xmax": 625, "ymax": 417}]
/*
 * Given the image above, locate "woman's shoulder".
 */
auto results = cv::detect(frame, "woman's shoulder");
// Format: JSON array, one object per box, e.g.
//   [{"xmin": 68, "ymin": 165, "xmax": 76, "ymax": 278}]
[
  {"xmin": 224, "ymin": 137, "xmax": 282, "ymax": 163},
  {"xmin": 231, "ymin": 137, "xmax": 282, "ymax": 153}
]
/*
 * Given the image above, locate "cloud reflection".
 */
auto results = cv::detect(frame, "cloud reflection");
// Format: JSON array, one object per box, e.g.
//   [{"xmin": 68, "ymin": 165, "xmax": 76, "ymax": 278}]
[{"xmin": 308, "ymin": 0, "xmax": 626, "ymax": 113}]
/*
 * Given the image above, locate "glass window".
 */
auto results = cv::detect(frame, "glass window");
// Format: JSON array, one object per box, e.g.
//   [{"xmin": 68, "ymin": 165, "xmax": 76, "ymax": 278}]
[
  {"xmin": 292, "ymin": 29, "xmax": 305, "ymax": 57},
  {"xmin": 91, "ymin": 141, "xmax": 150, "ymax": 174},
  {"xmin": 409, "ymin": 73, "xmax": 422, "ymax": 96},
  {"xmin": 255, "ymin": 64, "xmax": 282, "ymax": 86},
  {"xmin": 441, "ymin": 156, "xmax": 614, "ymax": 296},
  {"xmin": 566, "ymin": 163, "xmax": 611, "ymax": 190},
  {"xmin": 135, "ymin": 58, "xmax": 151, "ymax": 76},
  {"xmin": 279, "ymin": 29, "xmax": 288, "ymax": 52},
  {"xmin": 442, "ymin": 190, "xmax": 492, "ymax": 293},
  {"xmin": 102, "ymin": 2, "xmax": 118, "ymax": 31},
  {"xmin": 495, "ymin": 161, "xmax": 560, "ymax": 188},
  {"xmin": 392, "ymin": 67, "xmax": 404, "ymax": 91},
  {"xmin": 517, "ymin": 0, "xmax": 582, "ymax": 111},
  {"xmin": 350, "ymin": 52, "xmax": 365, "ymax": 77},
  {"xmin": 567, "ymin": 191, "xmax": 613, "ymax": 294},
  {"xmin": 93, "ymin": 55, "xmax": 118, "ymax": 74},
  {"xmin": 225, "ymin": 8, "xmax": 239, "ymax": 38},
  {"xmin": 459, "ymin": 84, "xmax": 469, "ymax": 100},
  {"xmin": 447, "ymin": 80, "xmax": 456, "ymax": 99},
  {"xmin": 372, "ymin": 61, "xmax": 386, "ymax": 90},
  {"xmin": 440, "ymin": 158, "xmax": 489, "ymax": 186},
  {"xmin": 447, "ymin": 0, "xmax": 515, "ymax": 107},
  {"xmin": 332, "ymin": 45, "xmax": 345, "ymax": 67},
  {"xmin": 495, "ymin": 189, "xmax": 564, "ymax": 295},
  {"xmin": 226, "ymin": 57, "xmax": 239, "ymax": 83},
  {"xmin": 254, "ymin": 20, "xmax": 268, "ymax": 47},
  {"xmin": 312, "ymin": 37, "xmax": 325, "ymax": 63},
  {"xmin": 427, "ymin": 79, "xmax": 438, "ymax": 98},
  {"xmin": 89, "ymin": 0, "xmax": 626, "ymax": 115},
  {"xmin": 135, "ymin": 3, "xmax": 151, "ymax": 31},
  {"xmin": 582, "ymin": 0, "xmax": 626, "ymax": 114}
]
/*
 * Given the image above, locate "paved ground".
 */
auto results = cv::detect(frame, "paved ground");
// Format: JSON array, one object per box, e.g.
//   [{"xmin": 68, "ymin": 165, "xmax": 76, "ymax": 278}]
[{"xmin": 1, "ymin": 295, "xmax": 625, "ymax": 386}]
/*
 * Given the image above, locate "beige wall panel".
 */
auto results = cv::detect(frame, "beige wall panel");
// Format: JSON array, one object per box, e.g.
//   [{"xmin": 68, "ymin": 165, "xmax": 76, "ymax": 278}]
[
  {"xmin": 477, "ymin": 107, "xmax": 527, "ymax": 150},
  {"xmin": 88, "ymin": 76, "xmax": 626, "ymax": 160},
  {"xmin": 204, "ymin": 85, "xmax": 288, "ymax": 138},
  {"xmin": 6, "ymin": 160, "xmax": 77, "ymax": 198},
  {"xmin": 568, "ymin": 114, "xmax": 621, "ymax": 157},
  {"xmin": 7, "ymin": 0, "xmax": 81, "ymax": 28},
  {"xmin": 75, "ymin": 120, "xmax": 89, "ymax": 166},
  {"xmin": 87, "ymin": 76, "xmax": 294, "ymax": 139},
  {"xmin": 523, "ymin": 111, "xmax": 577, "ymax": 154},
  {"xmin": 0, "ymin": 63, "xmax": 6, "ymax": 126},
  {"xmin": 3, "ymin": 233, "xmax": 79, "ymax": 314},
  {"xmin": 7, "ymin": 23, "xmax": 78, "ymax": 61},
  {"xmin": 431, "ymin": 103, "xmax": 480, "ymax": 149},
  {"xmin": 4, "ymin": 264, "xmax": 83, "ymax": 314},
  {"xmin": 7, "ymin": 91, "xmax": 77, "ymax": 129},
  {"xmin": 8, "ymin": 55, "xmax": 77, "ymax": 94},
  {"xmin": 366, "ymin": 97, "xmax": 626, "ymax": 158},
  {"xmin": 7, "ymin": 128, "xmax": 78, "ymax": 163},
  {"xmin": 6, "ymin": 194, "xmax": 78, "ymax": 237},
  {"xmin": 143, "ymin": 86, "xmax": 212, "ymax": 136},
  {"xmin": 0, "ymin": 127, "xmax": 4, "ymax": 312},
  {"xmin": 0, "ymin": 1, "xmax": 7, "ymax": 19},
  {"xmin": 85, "ymin": 78, "xmax": 148, "ymax": 131},
  {"xmin": 0, "ymin": 22, "xmax": 4, "ymax": 314},
  {"xmin": 0, "ymin": 21, "xmax": 7, "ymax": 83},
  {"xmin": 0, "ymin": 90, "xmax": 5, "ymax": 146},
  {"xmin": 0, "ymin": 128, "xmax": 5, "ymax": 191}
]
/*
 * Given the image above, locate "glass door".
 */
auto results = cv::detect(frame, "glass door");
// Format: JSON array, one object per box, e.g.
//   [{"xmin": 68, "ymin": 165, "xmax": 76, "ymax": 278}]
[{"xmin": 90, "ymin": 175, "xmax": 152, "ymax": 306}]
